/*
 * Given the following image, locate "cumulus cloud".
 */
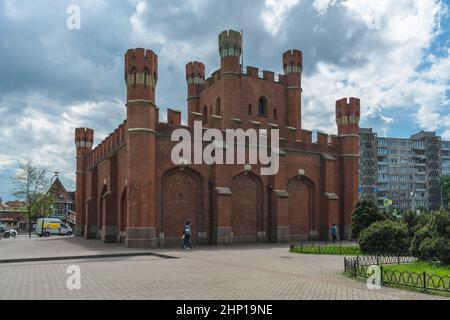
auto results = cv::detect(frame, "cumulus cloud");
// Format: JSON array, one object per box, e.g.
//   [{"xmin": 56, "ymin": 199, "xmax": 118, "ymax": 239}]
[{"xmin": 0, "ymin": 0, "xmax": 449, "ymax": 199}]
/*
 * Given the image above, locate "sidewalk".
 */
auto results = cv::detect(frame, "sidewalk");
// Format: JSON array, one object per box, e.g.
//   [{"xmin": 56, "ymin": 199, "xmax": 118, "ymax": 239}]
[{"xmin": 0, "ymin": 236, "xmax": 152, "ymax": 262}]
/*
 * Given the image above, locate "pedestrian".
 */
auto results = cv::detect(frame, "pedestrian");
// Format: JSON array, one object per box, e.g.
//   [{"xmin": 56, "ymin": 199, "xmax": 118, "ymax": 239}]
[
  {"xmin": 181, "ymin": 221, "xmax": 193, "ymax": 250},
  {"xmin": 331, "ymin": 224, "xmax": 338, "ymax": 244}
]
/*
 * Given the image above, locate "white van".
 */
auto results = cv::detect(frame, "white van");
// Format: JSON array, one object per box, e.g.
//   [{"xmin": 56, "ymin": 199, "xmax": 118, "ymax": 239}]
[{"xmin": 36, "ymin": 218, "xmax": 73, "ymax": 237}]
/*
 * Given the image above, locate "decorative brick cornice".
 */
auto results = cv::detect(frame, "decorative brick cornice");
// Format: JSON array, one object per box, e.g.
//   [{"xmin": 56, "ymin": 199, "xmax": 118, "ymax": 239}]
[
  {"xmin": 338, "ymin": 154, "xmax": 360, "ymax": 158},
  {"xmin": 126, "ymin": 99, "xmax": 157, "ymax": 108},
  {"xmin": 221, "ymin": 71, "xmax": 240, "ymax": 76},
  {"xmin": 127, "ymin": 128, "xmax": 157, "ymax": 135},
  {"xmin": 339, "ymin": 134, "xmax": 360, "ymax": 138},
  {"xmin": 286, "ymin": 86, "xmax": 302, "ymax": 90}
]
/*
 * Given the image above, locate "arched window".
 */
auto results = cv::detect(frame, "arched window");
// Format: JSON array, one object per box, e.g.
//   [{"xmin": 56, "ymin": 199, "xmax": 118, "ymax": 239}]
[
  {"xmin": 258, "ymin": 97, "xmax": 268, "ymax": 117},
  {"xmin": 130, "ymin": 67, "xmax": 137, "ymax": 87},
  {"xmin": 203, "ymin": 106, "xmax": 208, "ymax": 125},
  {"xmin": 143, "ymin": 67, "xmax": 150, "ymax": 88},
  {"xmin": 248, "ymin": 104, "xmax": 252, "ymax": 115},
  {"xmin": 216, "ymin": 97, "xmax": 222, "ymax": 116}
]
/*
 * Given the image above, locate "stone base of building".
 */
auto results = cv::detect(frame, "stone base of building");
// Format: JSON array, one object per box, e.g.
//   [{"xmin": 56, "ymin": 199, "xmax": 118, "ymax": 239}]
[
  {"xmin": 117, "ymin": 231, "xmax": 126, "ymax": 244},
  {"xmin": 216, "ymin": 227, "xmax": 233, "ymax": 245},
  {"xmin": 271, "ymin": 226, "xmax": 290, "ymax": 243},
  {"xmin": 85, "ymin": 225, "xmax": 98, "ymax": 239},
  {"xmin": 197, "ymin": 232, "xmax": 209, "ymax": 245},
  {"xmin": 101, "ymin": 226, "xmax": 118, "ymax": 243},
  {"xmin": 125, "ymin": 227, "xmax": 158, "ymax": 248},
  {"xmin": 75, "ymin": 225, "xmax": 85, "ymax": 237}
]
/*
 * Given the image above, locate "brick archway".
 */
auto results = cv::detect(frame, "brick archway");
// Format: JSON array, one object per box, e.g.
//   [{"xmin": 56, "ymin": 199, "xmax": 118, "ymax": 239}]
[
  {"xmin": 287, "ymin": 176, "xmax": 314, "ymax": 241},
  {"xmin": 161, "ymin": 168, "xmax": 204, "ymax": 245},
  {"xmin": 231, "ymin": 172, "xmax": 263, "ymax": 242}
]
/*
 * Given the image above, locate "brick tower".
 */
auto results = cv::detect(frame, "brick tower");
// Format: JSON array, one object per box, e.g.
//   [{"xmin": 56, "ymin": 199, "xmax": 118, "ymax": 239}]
[
  {"xmin": 336, "ymin": 97, "xmax": 360, "ymax": 237},
  {"xmin": 186, "ymin": 61, "xmax": 205, "ymax": 127},
  {"xmin": 124, "ymin": 48, "xmax": 159, "ymax": 247},
  {"xmin": 219, "ymin": 30, "xmax": 242, "ymax": 127},
  {"xmin": 74, "ymin": 127, "xmax": 94, "ymax": 236},
  {"xmin": 283, "ymin": 49, "xmax": 303, "ymax": 139}
]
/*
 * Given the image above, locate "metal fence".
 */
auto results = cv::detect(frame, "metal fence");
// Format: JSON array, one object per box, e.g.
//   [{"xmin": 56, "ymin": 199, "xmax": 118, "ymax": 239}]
[{"xmin": 344, "ymin": 255, "xmax": 450, "ymax": 294}]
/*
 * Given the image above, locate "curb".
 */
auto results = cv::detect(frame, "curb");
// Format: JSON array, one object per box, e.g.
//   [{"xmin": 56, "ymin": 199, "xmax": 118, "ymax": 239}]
[{"xmin": 0, "ymin": 252, "xmax": 178, "ymax": 264}]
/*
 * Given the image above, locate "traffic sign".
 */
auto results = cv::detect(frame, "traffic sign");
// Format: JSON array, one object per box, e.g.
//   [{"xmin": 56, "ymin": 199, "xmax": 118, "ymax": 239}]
[
  {"xmin": 358, "ymin": 186, "xmax": 363, "ymax": 193},
  {"xmin": 383, "ymin": 199, "xmax": 393, "ymax": 207},
  {"xmin": 374, "ymin": 187, "xmax": 379, "ymax": 193}
]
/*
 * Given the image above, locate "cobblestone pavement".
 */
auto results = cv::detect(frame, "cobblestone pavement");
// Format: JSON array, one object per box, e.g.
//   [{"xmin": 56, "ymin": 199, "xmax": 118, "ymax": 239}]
[
  {"xmin": 0, "ymin": 236, "xmax": 149, "ymax": 260},
  {"xmin": 0, "ymin": 237, "xmax": 447, "ymax": 300}
]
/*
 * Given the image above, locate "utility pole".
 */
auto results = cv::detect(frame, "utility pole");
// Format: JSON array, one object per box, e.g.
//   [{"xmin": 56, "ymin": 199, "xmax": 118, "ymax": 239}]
[{"xmin": 441, "ymin": 182, "xmax": 448, "ymax": 210}]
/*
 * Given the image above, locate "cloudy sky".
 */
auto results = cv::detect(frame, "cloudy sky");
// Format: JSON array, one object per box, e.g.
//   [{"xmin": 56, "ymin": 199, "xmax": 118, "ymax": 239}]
[{"xmin": 0, "ymin": 0, "xmax": 449, "ymax": 200}]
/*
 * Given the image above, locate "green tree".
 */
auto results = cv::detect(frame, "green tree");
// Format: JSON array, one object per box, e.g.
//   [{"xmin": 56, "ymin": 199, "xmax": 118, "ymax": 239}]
[
  {"xmin": 359, "ymin": 220, "xmax": 410, "ymax": 254},
  {"xmin": 410, "ymin": 210, "xmax": 450, "ymax": 264},
  {"xmin": 350, "ymin": 199, "xmax": 385, "ymax": 240},
  {"xmin": 401, "ymin": 210, "xmax": 420, "ymax": 238},
  {"xmin": 11, "ymin": 159, "xmax": 54, "ymax": 237}
]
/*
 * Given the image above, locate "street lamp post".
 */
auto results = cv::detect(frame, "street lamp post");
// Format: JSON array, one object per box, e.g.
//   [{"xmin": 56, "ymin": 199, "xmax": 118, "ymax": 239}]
[{"xmin": 441, "ymin": 182, "xmax": 448, "ymax": 210}]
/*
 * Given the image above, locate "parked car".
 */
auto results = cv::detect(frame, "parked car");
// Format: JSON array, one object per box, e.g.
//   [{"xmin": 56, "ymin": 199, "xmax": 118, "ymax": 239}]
[
  {"xmin": 36, "ymin": 218, "xmax": 73, "ymax": 237},
  {"xmin": 0, "ymin": 226, "xmax": 18, "ymax": 239}
]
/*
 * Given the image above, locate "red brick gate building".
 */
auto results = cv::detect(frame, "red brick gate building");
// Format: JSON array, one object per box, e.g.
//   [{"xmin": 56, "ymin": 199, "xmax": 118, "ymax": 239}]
[{"xmin": 75, "ymin": 30, "xmax": 360, "ymax": 248}]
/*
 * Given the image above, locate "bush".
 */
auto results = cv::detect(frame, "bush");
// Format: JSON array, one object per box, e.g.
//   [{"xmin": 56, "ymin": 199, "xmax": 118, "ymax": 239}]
[
  {"xmin": 359, "ymin": 220, "xmax": 410, "ymax": 254},
  {"xmin": 350, "ymin": 199, "xmax": 385, "ymax": 240},
  {"xmin": 410, "ymin": 210, "xmax": 450, "ymax": 264}
]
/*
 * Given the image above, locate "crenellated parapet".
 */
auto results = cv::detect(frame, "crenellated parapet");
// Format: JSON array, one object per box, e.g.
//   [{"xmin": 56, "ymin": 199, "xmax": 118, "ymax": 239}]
[
  {"xmin": 219, "ymin": 30, "xmax": 242, "ymax": 59},
  {"xmin": 75, "ymin": 128, "xmax": 94, "ymax": 150},
  {"xmin": 186, "ymin": 61, "xmax": 205, "ymax": 85},
  {"xmin": 283, "ymin": 50, "xmax": 303, "ymax": 74},
  {"xmin": 336, "ymin": 97, "xmax": 360, "ymax": 136},
  {"xmin": 88, "ymin": 121, "xmax": 127, "ymax": 168},
  {"xmin": 125, "ymin": 48, "xmax": 158, "ymax": 102},
  {"xmin": 219, "ymin": 30, "xmax": 242, "ymax": 74}
]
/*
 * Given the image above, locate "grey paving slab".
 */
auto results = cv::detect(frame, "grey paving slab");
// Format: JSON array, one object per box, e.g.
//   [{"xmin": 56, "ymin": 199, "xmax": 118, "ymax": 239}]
[{"xmin": 0, "ymin": 238, "xmax": 447, "ymax": 300}]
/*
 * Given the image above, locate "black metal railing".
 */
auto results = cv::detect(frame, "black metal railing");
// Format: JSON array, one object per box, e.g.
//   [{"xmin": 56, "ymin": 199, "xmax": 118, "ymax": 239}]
[{"xmin": 344, "ymin": 255, "xmax": 449, "ymax": 294}]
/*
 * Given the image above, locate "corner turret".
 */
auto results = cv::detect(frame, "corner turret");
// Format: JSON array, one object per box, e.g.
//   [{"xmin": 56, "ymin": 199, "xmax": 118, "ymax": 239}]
[
  {"xmin": 336, "ymin": 97, "xmax": 360, "ymax": 136},
  {"xmin": 125, "ymin": 48, "xmax": 158, "ymax": 103},
  {"xmin": 219, "ymin": 30, "xmax": 242, "ymax": 73}
]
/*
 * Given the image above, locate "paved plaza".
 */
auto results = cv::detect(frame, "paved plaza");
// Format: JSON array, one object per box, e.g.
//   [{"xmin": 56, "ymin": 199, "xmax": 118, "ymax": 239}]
[{"xmin": 0, "ymin": 237, "xmax": 446, "ymax": 300}]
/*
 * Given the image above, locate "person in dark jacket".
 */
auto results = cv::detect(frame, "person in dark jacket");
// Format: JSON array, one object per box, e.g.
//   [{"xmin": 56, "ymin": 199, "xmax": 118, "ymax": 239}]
[
  {"xmin": 181, "ymin": 221, "xmax": 193, "ymax": 250},
  {"xmin": 331, "ymin": 224, "xmax": 338, "ymax": 243}
]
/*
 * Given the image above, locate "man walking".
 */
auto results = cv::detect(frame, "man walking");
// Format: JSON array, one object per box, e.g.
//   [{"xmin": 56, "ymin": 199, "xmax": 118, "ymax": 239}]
[
  {"xmin": 181, "ymin": 221, "xmax": 193, "ymax": 250},
  {"xmin": 331, "ymin": 224, "xmax": 338, "ymax": 244}
]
